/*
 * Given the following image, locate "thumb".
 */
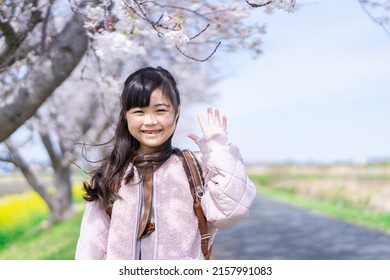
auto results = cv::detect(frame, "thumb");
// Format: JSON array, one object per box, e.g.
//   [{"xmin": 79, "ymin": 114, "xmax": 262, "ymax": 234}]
[{"xmin": 187, "ymin": 133, "xmax": 200, "ymax": 142}]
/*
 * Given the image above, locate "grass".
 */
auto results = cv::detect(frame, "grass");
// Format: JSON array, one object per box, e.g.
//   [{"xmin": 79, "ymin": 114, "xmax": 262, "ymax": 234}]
[{"xmin": 251, "ymin": 174, "xmax": 390, "ymax": 234}]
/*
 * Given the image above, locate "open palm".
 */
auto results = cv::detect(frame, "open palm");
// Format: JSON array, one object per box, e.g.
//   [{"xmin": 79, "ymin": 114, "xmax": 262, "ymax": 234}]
[{"xmin": 188, "ymin": 107, "xmax": 227, "ymax": 142}]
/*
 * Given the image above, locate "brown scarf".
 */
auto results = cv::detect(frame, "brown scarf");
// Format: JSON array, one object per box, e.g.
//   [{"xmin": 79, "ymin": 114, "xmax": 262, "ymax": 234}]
[
  {"xmin": 132, "ymin": 144, "xmax": 173, "ymax": 239},
  {"xmin": 137, "ymin": 173, "xmax": 154, "ymax": 239}
]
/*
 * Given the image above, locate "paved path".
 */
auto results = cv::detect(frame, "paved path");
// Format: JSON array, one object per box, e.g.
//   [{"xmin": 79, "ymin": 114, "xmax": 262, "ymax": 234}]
[{"xmin": 212, "ymin": 195, "xmax": 390, "ymax": 260}]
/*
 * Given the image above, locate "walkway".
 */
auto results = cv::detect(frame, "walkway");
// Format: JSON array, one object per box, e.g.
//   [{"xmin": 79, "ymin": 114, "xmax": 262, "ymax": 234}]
[{"xmin": 212, "ymin": 195, "xmax": 390, "ymax": 259}]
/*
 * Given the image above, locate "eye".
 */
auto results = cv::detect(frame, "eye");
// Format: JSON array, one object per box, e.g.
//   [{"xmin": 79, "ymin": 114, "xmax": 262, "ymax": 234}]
[
  {"xmin": 155, "ymin": 107, "xmax": 170, "ymax": 114},
  {"xmin": 131, "ymin": 109, "xmax": 144, "ymax": 114}
]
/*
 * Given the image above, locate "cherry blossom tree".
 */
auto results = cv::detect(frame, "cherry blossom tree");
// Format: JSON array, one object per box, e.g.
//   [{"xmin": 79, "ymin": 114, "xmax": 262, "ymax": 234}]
[
  {"xmin": 1, "ymin": 65, "xmax": 114, "ymax": 224},
  {"xmin": 0, "ymin": 0, "xmax": 295, "ymax": 223},
  {"xmin": 0, "ymin": 0, "xmax": 295, "ymax": 141}
]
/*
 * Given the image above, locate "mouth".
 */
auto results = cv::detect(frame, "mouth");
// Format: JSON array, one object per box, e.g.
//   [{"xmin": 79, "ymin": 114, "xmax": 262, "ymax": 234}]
[{"xmin": 141, "ymin": 129, "xmax": 162, "ymax": 135}]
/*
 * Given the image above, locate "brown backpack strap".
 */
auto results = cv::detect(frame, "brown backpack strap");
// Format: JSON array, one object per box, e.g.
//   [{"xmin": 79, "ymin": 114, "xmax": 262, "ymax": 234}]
[{"xmin": 179, "ymin": 149, "xmax": 212, "ymax": 260}]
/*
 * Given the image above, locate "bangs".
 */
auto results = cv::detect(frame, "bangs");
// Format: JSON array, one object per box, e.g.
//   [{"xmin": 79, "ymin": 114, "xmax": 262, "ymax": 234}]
[
  {"xmin": 121, "ymin": 75, "xmax": 179, "ymax": 112},
  {"xmin": 121, "ymin": 66, "xmax": 180, "ymax": 112},
  {"xmin": 122, "ymin": 76, "xmax": 154, "ymax": 111}
]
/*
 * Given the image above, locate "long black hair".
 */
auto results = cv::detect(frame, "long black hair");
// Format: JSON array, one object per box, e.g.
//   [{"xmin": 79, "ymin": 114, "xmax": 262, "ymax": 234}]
[{"xmin": 83, "ymin": 66, "xmax": 181, "ymax": 209}]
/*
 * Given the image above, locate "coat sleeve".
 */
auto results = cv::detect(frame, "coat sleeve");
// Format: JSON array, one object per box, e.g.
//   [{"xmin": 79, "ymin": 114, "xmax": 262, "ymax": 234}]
[
  {"xmin": 75, "ymin": 201, "xmax": 110, "ymax": 260},
  {"xmin": 195, "ymin": 132, "xmax": 256, "ymax": 228}
]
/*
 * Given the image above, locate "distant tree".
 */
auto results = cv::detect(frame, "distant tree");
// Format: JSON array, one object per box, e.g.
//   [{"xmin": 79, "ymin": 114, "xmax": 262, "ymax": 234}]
[{"xmin": 1, "ymin": 68, "xmax": 113, "ymax": 224}]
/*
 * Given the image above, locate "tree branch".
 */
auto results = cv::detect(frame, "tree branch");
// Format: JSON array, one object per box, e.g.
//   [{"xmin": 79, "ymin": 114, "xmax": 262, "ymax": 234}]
[
  {"xmin": 358, "ymin": 0, "xmax": 390, "ymax": 38},
  {"xmin": 41, "ymin": 4, "xmax": 52, "ymax": 53},
  {"xmin": 175, "ymin": 41, "xmax": 221, "ymax": 62},
  {"xmin": 143, "ymin": 1, "xmax": 211, "ymax": 21},
  {"xmin": 122, "ymin": 0, "xmax": 181, "ymax": 34},
  {"xmin": 4, "ymin": 139, "xmax": 53, "ymax": 203},
  {"xmin": 0, "ymin": 151, "xmax": 14, "ymax": 164},
  {"xmin": 39, "ymin": 128, "xmax": 60, "ymax": 170},
  {"xmin": 0, "ymin": 0, "xmax": 43, "ymax": 70},
  {"xmin": 190, "ymin": 24, "xmax": 210, "ymax": 40},
  {"xmin": 245, "ymin": 0, "xmax": 272, "ymax": 8}
]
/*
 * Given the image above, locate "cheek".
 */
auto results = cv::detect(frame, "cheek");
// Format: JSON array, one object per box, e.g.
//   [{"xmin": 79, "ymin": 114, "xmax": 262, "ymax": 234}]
[
  {"xmin": 162, "ymin": 115, "xmax": 177, "ymax": 129},
  {"xmin": 126, "ymin": 118, "xmax": 138, "ymax": 134},
  {"xmin": 127, "ymin": 123, "xmax": 132, "ymax": 133}
]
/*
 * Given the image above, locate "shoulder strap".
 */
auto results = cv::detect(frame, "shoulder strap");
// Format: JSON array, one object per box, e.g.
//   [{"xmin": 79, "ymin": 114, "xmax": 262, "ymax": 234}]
[
  {"xmin": 179, "ymin": 149, "xmax": 212, "ymax": 260},
  {"xmin": 181, "ymin": 150, "xmax": 204, "ymax": 201}
]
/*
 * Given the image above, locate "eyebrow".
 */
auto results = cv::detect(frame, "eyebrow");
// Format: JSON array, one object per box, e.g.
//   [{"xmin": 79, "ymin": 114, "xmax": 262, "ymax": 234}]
[
  {"xmin": 153, "ymin": 103, "xmax": 171, "ymax": 108},
  {"xmin": 130, "ymin": 103, "xmax": 171, "ymax": 111}
]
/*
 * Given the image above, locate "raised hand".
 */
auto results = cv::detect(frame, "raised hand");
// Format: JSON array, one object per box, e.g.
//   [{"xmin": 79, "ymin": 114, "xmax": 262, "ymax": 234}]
[{"xmin": 188, "ymin": 107, "xmax": 227, "ymax": 142}]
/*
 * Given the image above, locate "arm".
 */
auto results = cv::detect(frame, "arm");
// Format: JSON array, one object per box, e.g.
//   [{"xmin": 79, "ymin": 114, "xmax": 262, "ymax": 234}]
[
  {"xmin": 188, "ymin": 108, "xmax": 256, "ymax": 228},
  {"xmin": 75, "ymin": 201, "xmax": 110, "ymax": 260}
]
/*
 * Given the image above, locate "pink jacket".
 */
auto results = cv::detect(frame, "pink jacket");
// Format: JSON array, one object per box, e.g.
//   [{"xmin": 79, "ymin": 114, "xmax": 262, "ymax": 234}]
[{"xmin": 75, "ymin": 132, "xmax": 256, "ymax": 260}]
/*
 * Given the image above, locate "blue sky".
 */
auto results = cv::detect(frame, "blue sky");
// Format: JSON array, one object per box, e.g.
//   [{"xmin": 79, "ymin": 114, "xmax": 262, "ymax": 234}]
[{"xmin": 176, "ymin": 0, "xmax": 390, "ymax": 164}]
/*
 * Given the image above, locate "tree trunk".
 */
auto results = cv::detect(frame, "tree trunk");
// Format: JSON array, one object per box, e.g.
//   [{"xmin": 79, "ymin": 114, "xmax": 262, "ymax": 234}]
[
  {"xmin": 4, "ymin": 140, "xmax": 74, "ymax": 226},
  {"xmin": 49, "ymin": 163, "xmax": 73, "ymax": 224},
  {"xmin": 0, "ymin": 13, "xmax": 88, "ymax": 142}
]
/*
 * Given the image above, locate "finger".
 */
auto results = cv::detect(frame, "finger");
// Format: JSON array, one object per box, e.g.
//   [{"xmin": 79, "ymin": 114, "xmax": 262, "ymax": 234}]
[
  {"xmin": 207, "ymin": 107, "xmax": 214, "ymax": 125},
  {"xmin": 222, "ymin": 115, "xmax": 227, "ymax": 131},
  {"xmin": 197, "ymin": 114, "xmax": 206, "ymax": 132},
  {"xmin": 187, "ymin": 133, "xmax": 200, "ymax": 142},
  {"xmin": 214, "ymin": 109, "xmax": 221, "ymax": 127}
]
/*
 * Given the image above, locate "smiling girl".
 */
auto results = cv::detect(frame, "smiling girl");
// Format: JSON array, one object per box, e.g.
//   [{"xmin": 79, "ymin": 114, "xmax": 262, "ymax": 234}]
[{"xmin": 75, "ymin": 66, "xmax": 256, "ymax": 260}]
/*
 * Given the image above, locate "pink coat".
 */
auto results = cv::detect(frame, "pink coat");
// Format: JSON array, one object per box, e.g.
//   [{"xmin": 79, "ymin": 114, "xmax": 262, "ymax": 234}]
[{"xmin": 75, "ymin": 132, "xmax": 256, "ymax": 260}]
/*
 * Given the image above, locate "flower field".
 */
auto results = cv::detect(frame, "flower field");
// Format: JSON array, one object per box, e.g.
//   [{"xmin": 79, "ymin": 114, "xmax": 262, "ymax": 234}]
[{"xmin": 0, "ymin": 183, "xmax": 84, "ymax": 248}]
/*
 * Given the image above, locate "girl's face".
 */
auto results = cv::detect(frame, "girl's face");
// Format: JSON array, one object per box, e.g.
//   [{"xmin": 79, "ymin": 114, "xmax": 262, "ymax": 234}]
[{"xmin": 126, "ymin": 88, "xmax": 178, "ymax": 153}]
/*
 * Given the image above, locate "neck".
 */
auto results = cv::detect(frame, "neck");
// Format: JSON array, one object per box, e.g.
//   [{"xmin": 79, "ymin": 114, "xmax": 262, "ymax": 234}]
[{"xmin": 133, "ymin": 139, "xmax": 173, "ymax": 176}]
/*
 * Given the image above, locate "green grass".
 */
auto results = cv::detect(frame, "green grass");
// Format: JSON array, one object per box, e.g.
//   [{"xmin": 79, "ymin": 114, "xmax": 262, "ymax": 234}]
[
  {"xmin": 0, "ymin": 212, "xmax": 49, "ymax": 248},
  {"xmin": 252, "ymin": 176, "xmax": 390, "ymax": 234},
  {"xmin": 0, "ymin": 207, "xmax": 84, "ymax": 260}
]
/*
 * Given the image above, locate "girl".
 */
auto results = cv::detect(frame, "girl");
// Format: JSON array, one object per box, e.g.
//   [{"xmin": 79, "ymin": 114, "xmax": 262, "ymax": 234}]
[{"xmin": 75, "ymin": 66, "xmax": 256, "ymax": 260}]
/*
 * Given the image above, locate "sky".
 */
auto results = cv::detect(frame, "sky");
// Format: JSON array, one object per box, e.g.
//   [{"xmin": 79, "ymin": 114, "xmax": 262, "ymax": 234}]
[{"xmin": 176, "ymin": 0, "xmax": 390, "ymax": 164}]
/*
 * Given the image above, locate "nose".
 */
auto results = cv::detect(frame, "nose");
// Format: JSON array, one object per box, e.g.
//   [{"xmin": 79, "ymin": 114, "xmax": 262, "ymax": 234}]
[{"xmin": 144, "ymin": 112, "xmax": 157, "ymax": 125}]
